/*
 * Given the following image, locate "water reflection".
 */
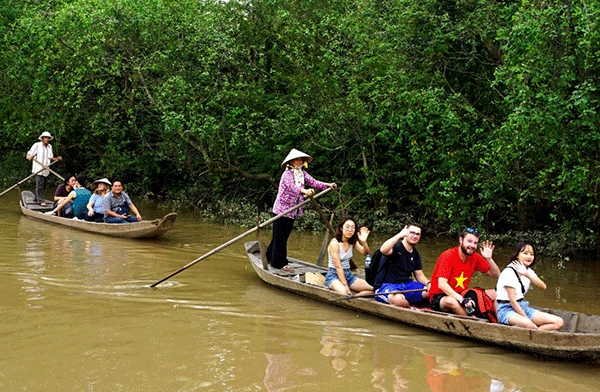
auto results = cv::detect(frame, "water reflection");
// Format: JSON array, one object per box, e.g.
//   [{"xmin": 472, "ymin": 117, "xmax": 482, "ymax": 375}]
[{"xmin": 1, "ymin": 194, "xmax": 600, "ymax": 391}]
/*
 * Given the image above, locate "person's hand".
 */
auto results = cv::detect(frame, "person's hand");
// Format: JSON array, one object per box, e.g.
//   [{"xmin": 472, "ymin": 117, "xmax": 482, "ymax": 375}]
[
  {"xmin": 302, "ymin": 188, "xmax": 315, "ymax": 197},
  {"xmin": 328, "ymin": 183, "xmax": 337, "ymax": 190},
  {"xmin": 510, "ymin": 260, "xmax": 528, "ymax": 276},
  {"xmin": 357, "ymin": 226, "xmax": 370, "ymax": 242},
  {"xmin": 136, "ymin": 214, "xmax": 143, "ymax": 222},
  {"xmin": 87, "ymin": 210, "xmax": 94, "ymax": 217},
  {"xmin": 399, "ymin": 225, "xmax": 410, "ymax": 238},
  {"xmin": 57, "ymin": 156, "xmax": 63, "ymax": 161},
  {"xmin": 480, "ymin": 240, "xmax": 494, "ymax": 260}
]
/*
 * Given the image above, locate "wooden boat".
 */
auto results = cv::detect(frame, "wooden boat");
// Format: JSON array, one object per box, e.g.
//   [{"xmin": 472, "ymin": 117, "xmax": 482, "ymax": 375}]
[
  {"xmin": 244, "ymin": 240, "xmax": 600, "ymax": 362},
  {"xmin": 20, "ymin": 190, "xmax": 177, "ymax": 239}
]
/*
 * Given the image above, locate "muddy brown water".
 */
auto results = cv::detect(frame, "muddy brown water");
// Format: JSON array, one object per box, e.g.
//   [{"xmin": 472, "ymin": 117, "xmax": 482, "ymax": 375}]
[{"xmin": 1, "ymin": 192, "xmax": 599, "ymax": 391}]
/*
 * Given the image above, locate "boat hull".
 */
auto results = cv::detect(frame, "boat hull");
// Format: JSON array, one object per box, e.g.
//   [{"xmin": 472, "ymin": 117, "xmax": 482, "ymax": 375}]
[
  {"xmin": 20, "ymin": 191, "xmax": 176, "ymax": 239},
  {"xmin": 244, "ymin": 241, "xmax": 600, "ymax": 362}
]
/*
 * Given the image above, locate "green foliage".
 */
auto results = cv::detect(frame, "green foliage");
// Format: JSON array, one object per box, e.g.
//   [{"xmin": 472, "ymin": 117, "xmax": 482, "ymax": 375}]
[{"xmin": 2, "ymin": 0, "xmax": 600, "ymax": 255}]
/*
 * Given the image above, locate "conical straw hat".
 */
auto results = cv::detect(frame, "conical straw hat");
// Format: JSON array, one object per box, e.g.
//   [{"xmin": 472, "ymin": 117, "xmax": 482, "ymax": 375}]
[{"xmin": 281, "ymin": 149, "xmax": 312, "ymax": 168}]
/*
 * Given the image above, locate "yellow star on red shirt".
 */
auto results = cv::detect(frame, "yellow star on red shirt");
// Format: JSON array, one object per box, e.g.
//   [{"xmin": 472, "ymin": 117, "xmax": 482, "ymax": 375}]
[{"xmin": 455, "ymin": 272, "xmax": 468, "ymax": 289}]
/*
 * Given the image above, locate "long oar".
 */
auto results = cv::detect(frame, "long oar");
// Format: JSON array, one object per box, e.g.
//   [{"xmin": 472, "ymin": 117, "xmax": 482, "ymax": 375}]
[
  {"xmin": 329, "ymin": 288, "xmax": 427, "ymax": 302},
  {"xmin": 316, "ymin": 212, "xmax": 335, "ymax": 267},
  {"xmin": 309, "ymin": 194, "xmax": 360, "ymax": 270},
  {"xmin": 32, "ymin": 158, "xmax": 65, "ymax": 181},
  {"xmin": 0, "ymin": 160, "xmax": 61, "ymax": 198},
  {"xmin": 150, "ymin": 187, "xmax": 333, "ymax": 288},
  {"xmin": 309, "ymin": 194, "xmax": 334, "ymax": 236}
]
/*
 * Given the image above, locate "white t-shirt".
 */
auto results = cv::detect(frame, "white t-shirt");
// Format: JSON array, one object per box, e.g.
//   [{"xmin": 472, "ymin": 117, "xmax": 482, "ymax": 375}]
[{"xmin": 495, "ymin": 266, "xmax": 538, "ymax": 301}]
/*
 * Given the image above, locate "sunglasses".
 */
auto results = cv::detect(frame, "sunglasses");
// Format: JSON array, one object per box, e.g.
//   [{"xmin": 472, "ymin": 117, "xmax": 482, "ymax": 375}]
[{"xmin": 465, "ymin": 227, "xmax": 479, "ymax": 234}]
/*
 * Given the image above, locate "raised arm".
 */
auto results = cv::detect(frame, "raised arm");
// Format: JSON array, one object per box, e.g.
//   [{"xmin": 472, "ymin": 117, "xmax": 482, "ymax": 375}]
[
  {"xmin": 354, "ymin": 227, "xmax": 371, "ymax": 256},
  {"xmin": 480, "ymin": 240, "xmax": 501, "ymax": 278},
  {"xmin": 380, "ymin": 226, "xmax": 408, "ymax": 256}
]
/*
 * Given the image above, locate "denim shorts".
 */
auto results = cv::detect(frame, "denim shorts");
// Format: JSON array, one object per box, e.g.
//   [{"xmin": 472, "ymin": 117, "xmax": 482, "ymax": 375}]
[
  {"xmin": 325, "ymin": 268, "xmax": 357, "ymax": 288},
  {"xmin": 375, "ymin": 281, "xmax": 425, "ymax": 305},
  {"xmin": 497, "ymin": 300, "xmax": 538, "ymax": 325}
]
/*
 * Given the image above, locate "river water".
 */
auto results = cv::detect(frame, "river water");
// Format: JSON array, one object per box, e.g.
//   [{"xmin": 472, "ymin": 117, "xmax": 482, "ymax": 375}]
[{"xmin": 0, "ymin": 192, "xmax": 599, "ymax": 391}]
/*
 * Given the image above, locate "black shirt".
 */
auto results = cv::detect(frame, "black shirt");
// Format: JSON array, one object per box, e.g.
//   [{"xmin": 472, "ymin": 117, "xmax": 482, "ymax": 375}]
[{"xmin": 382, "ymin": 241, "xmax": 422, "ymax": 284}]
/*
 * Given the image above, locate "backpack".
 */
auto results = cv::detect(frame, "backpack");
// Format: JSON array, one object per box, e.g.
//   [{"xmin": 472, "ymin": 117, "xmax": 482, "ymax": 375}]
[
  {"xmin": 365, "ymin": 249, "xmax": 388, "ymax": 290},
  {"xmin": 460, "ymin": 287, "xmax": 498, "ymax": 323}
]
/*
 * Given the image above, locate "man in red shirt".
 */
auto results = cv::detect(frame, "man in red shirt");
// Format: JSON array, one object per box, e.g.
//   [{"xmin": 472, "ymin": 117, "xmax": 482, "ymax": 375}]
[{"xmin": 428, "ymin": 228, "xmax": 500, "ymax": 316}]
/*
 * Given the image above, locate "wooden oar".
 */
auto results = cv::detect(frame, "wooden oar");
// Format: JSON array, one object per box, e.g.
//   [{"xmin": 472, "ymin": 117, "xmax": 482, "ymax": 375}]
[
  {"xmin": 309, "ymin": 195, "xmax": 360, "ymax": 270},
  {"xmin": 316, "ymin": 212, "xmax": 335, "ymax": 267},
  {"xmin": 0, "ymin": 160, "xmax": 61, "ymax": 198},
  {"xmin": 32, "ymin": 158, "xmax": 65, "ymax": 181},
  {"xmin": 309, "ymin": 194, "xmax": 334, "ymax": 236},
  {"xmin": 329, "ymin": 288, "xmax": 427, "ymax": 302},
  {"xmin": 150, "ymin": 187, "xmax": 333, "ymax": 288}
]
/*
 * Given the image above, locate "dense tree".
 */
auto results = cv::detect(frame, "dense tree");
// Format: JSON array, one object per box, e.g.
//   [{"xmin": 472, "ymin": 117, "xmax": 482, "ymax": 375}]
[{"xmin": 1, "ymin": 0, "xmax": 599, "ymax": 254}]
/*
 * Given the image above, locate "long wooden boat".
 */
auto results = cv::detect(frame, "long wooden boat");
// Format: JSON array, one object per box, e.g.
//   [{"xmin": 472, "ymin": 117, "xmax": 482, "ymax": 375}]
[
  {"xmin": 244, "ymin": 240, "xmax": 600, "ymax": 362},
  {"xmin": 20, "ymin": 190, "xmax": 177, "ymax": 239}
]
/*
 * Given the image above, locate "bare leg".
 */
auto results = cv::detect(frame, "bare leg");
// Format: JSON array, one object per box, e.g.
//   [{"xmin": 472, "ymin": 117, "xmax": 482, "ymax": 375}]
[
  {"xmin": 531, "ymin": 311, "xmax": 564, "ymax": 331},
  {"xmin": 349, "ymin": 278, "xmax": 373, "ymax": 295}
]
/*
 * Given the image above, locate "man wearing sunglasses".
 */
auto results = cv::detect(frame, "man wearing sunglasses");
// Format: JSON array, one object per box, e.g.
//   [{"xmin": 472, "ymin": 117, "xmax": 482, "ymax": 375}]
[
  {"xmin": 428, "ymin": 228, "xmax": 500, "ymax": 316},
  {"xmin": 372, "ymin": 223, "xmax": 431, "ymax": 307}
]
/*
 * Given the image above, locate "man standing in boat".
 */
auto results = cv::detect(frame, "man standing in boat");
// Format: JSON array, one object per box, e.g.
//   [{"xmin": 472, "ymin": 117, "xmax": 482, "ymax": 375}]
[
  {"xmin": 373, "ymin": 223, "xmax": 430, "ymax": 307},
  {"xmin": 428, "ymin": 228, "xmax": 500, "ymax": 316},
  {"xmin": 26, "ymin": 131, "xmax": 62, "ymax": 206},
  {"xmin": 102, "ymin": 178, "xmax": 143, "ymax": 223}
]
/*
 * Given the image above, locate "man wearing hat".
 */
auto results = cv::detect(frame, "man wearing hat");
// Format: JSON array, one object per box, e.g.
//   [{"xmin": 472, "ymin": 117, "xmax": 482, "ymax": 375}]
[{"xmin": 26, "ymin": 132, "xmax": 62, "ymax": 206}]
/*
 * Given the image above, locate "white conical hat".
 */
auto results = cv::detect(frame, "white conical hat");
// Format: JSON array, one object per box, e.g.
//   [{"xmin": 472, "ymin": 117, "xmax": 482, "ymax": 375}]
[
  {"xmin": 281, "ymin": 149, "xmax": 312, "ymax": 168},
  {"xmin": 93, "ymin": 178, "xmax": 112, "ymax": 186}
]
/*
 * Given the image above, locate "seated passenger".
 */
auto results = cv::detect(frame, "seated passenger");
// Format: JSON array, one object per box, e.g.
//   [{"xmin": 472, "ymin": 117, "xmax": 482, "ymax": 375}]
[
  {"xmin": 103, "ymin": 178, "xmax": 142, "ymax": 224},
  {"xmin": 53, "ymin": 174, "xmax": 76, "ymax": 217},
  {"xmin": 326, "ymin": 217, "xmax": 373, "ymax": 296},
  {"xmin": 47, "ymin": 176, "xmax": 91, "ymax": 220},
  {"xmin": 428, "ymin": 228, "xmax": 500, "ymax": 317},
  {"xmin": 84, "ymin": 178, "xmax": 111, "ymax": 222},
  {"xmin": 496, "ymin": 242, "xmax": 563, "ymax": 331},
  {"xmin": 374, "ymin": 223, "xmax": 430, "ymax": 308}
]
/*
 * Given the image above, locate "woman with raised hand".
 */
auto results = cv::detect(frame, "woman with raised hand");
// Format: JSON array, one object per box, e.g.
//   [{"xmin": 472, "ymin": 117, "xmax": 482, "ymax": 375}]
[{"xmin": 326, "ymin": 217, "xmax": 373, "ymax": 296}]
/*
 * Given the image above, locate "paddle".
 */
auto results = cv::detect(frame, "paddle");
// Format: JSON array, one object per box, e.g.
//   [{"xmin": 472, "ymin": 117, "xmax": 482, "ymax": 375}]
[
  {"xmin": 308, "ymin": 194, "xmax": 334, "ymax": 236},
  {"xmin": 0, "ymin": 160, "xmax": 61, "ymax": 198},
  {"xmin": 329, "ymin": 288, "xmax": 427, "ymax": 302},
  {"xmin": 32, "ymin": 158, "xmax": 65, "ymax": 181},
  {"xmin": 316, "ymin": 212, "xmax": 335, "ymax": 267},
  {"xmin": 150, "ymin": 187, "xmax": 333, "ymax": 288}
]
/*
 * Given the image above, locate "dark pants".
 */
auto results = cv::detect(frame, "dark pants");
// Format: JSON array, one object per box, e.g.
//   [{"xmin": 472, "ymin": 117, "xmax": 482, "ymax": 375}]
[
  {"xmin": 84, "ymin": 212, "xmax": 104, "ymax": 222},
  {"xmin": 104, "ymin": 216, "xmax": 139, "ymax": 224},
  {"xmin": 266, "ymin": 216, "xmax": 295, "ymax": 269},
  {"xmin": 35, "ymin": 175, "xmax": 47, "ymax": 203},
  {"xmin": 53, "ymin": 201, "xmax": 73, "ymax": 218}
]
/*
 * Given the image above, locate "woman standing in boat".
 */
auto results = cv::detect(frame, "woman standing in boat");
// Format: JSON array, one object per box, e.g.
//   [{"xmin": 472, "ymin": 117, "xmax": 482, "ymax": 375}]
[
  {"xmin": 326, "ymin": 217, "xmax": 373, "ymax": 295},
  {"xmin": 496, "ymin": 242, "xmax": 564, "ymax": 331},
  {"xmin": 266, "ymin": 149, "xmax": 336, "ymax": 272}
]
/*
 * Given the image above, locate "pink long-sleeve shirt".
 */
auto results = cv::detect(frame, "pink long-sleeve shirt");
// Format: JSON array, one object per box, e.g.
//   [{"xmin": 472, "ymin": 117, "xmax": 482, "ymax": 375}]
[{"xmin": 272, "ymin": 168, "xmax": 328, "ymax": 218}]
